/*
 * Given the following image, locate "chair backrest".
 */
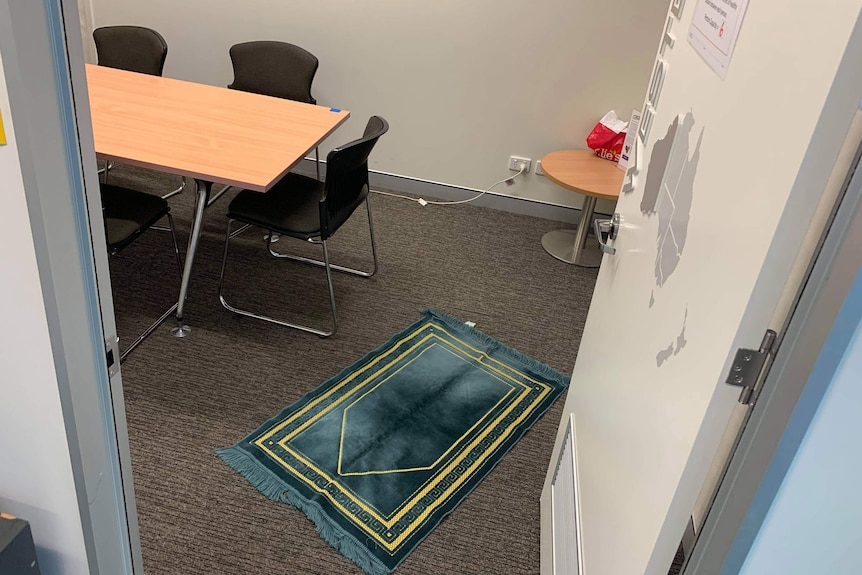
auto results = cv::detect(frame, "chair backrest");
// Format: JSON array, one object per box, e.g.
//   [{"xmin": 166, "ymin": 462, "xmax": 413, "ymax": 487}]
[
  {"xmin": 93, "ymin": 26, "xmax": 168, "ymax": 76},
  {"xmin": 319, "ymin": 116, "xmax": 389, "ymax": 240},
  {"xmin": 228, "ymin": 41, "xmax": 319, "ymax": 104}
]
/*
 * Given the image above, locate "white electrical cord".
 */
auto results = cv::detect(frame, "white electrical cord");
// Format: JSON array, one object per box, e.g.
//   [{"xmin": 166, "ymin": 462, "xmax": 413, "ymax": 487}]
[{"xmin": 372, "ymin": 165, "xmax": 527, "ymax": 207}]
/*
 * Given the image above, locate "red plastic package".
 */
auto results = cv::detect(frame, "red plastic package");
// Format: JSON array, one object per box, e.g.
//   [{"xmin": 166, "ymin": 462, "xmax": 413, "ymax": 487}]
[{"xmin": 586, "ymin": 111, "xmax": 628, "ymax": 163}]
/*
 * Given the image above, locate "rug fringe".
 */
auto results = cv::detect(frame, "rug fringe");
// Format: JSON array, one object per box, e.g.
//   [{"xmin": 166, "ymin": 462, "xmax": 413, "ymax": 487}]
[
  {"xmin": 420, "ymin": 308, "xmax": 571, "ymax": 388},
  {"xmin": 215, "ymin": 447, "xmax": 391, "ymax": 575}
]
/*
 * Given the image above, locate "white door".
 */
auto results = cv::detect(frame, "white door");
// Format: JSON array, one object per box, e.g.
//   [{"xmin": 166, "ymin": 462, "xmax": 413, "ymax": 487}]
[{"xmin": 542, "ymin": 1, "xmax": 862, "ymax": 575}]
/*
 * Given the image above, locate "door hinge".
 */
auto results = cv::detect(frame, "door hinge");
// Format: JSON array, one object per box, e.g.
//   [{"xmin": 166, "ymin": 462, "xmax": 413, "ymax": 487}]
[
  {"xmin": 106, "ymin": 336, "xmax": 120, "ymax": 378},
  {"xmin": 725, "ymin": 329, "xmax": 777, "ymax": 405}
]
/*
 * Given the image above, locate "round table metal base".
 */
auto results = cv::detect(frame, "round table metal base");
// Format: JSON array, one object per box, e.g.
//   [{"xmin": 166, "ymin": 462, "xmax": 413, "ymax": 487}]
[
  {"xmin": 171, "ymin": 324, "xmax": 191, "ymax": 338},
  {"xmin": 541, "ymin": 229, "xmax": 603, "ymax": 268}
]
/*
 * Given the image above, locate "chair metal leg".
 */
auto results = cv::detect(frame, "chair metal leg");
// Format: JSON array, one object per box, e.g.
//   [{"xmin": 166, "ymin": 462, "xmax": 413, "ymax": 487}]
[
  {"xmin": 162, "ymin": 176, "xmax": 186, "ymax": 200},
  {"xmin": 229, "ymin": 223, "xmax": 252, "ymax": 239},
  {"xmin": 218, "ymin": 219, "xmax": 337, "ymax": 337},
  {"xmin": 268, "ymin": 197, "xmax": 378, "ymax": 278},
  {"xmin": 207, "ymin": 184, "xmax": 233, "ymax": 207},
  {"xmin": 166, "ymin": 212, "xmax": 185, "ymax": 274},
  {"xmin": 118, "ymin": 212, "xmax": 185, "ymax": 362},
  {"xmin": 321, "ymin": 239, "xmax": 338, "ymax": 334},
  {"xmin": 99, "ymin": 160, "xmax": 114, "ymax": 183},
  {"xmin": 365, "ymin": 197, "xmax": 379, "ymax": 274},
  {"xmin": 314, "ymin": 147, "xmax": 320, "ymax": 181}
]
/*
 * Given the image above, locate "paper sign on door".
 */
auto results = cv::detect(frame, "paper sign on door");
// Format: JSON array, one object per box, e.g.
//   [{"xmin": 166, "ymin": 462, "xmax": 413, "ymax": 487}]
[
  {"xmin": 688, "ymin": 0, "xmax": 750, "ymax": 79},
  {"xmin": 618, "ymin": 110, "xmax": 641, "ymax": 171}
]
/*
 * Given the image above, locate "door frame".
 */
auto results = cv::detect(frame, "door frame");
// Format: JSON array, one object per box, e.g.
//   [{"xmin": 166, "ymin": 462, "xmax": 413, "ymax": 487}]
[
  {"xmin": 11, "ymin": 0, "xmax": 862, "ymax": 573},
  {"xmin": 1, "ymin": 0, "xmax": 140, "ymax": 572},
  {"xmin": 683, "ymin": 126, "xmax": 862, "ymax": 574}
]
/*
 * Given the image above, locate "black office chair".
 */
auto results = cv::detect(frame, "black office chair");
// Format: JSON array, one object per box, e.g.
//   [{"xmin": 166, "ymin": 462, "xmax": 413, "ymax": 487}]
[
  {"xmin": 101, "ymin": 184, "xmax": 184, "ymax": 360},
  {"xmin": 218, "ymin": 116, "xmax": 389, "ymax": 337},
  {"xmin": 226, "ymin": 40, "xmax": 322, "ymax": 186},
  {"xmin": 92, "ymin": 26, "xmax": 183, "ymax": 198},
  {"xmin": 228, "ymin": 40, "xmax": 318, "ymax": 103},
  {"xmin": 93, "ymin": 25, "xmax": 168, "ymax": 76}
]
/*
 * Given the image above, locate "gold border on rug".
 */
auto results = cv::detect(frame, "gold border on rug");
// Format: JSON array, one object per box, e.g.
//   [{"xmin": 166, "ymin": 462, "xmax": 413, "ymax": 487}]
[{"xmin": 253, "ymin": 322, "xmax": 553, "ymax": 553}]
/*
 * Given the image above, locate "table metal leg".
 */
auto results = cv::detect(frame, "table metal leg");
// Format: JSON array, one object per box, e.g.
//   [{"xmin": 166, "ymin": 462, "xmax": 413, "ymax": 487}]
[
  {"xmin": 171, "ymin": 179, "xmax": 212, "ymax": 337},
  {"xmin": 541, "ymin": 195, "xmax": 603, "ymax": 268}
]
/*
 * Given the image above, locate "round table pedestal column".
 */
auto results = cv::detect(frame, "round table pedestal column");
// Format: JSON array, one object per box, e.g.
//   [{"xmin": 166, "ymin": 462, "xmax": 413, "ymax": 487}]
[{"xmin": 541, "ymin": 195, "xmax": 602, "ymax": 268}]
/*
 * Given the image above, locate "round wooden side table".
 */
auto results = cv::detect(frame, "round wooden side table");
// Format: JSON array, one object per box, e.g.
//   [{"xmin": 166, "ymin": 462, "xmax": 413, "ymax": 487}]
[{"xmin": 541, "ymin": 150, "xmax": 623, "ymax": 267}]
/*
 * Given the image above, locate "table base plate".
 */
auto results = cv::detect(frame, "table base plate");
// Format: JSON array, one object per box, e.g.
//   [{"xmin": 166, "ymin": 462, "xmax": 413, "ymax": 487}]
[
  {"xmin": 171, "ymin": 325, "xmax": 191, "ymax": 338},
  {"xmin": 541, "ymin": 229, "xmax": 603, "ymax": 268}
]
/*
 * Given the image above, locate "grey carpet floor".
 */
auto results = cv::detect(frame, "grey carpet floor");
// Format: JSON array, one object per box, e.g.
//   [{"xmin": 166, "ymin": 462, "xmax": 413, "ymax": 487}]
[{"xmin": 106, "ymin": 164, "xmax": 599, "ymax": 575}]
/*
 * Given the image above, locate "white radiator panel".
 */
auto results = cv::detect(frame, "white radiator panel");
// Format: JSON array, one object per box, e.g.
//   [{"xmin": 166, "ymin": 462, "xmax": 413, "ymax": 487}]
[{"xmin": 551, "ymin": 415, "xmax": 580, "ymax": 575}]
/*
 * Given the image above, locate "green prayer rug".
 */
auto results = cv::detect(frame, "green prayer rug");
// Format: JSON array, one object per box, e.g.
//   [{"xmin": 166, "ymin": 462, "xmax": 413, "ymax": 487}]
[{"xmin": 217, "ymin": 309, "xmax": 569, "ymax": 575}]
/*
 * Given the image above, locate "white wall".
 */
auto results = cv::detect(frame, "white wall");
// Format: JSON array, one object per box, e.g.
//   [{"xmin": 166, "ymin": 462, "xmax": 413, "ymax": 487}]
[
  {"xmin": 0, "ymin": 45, "xmax": 89, "ymax": 575},
  {"xmin": 737, "ymin": 279, "xmax": 862, "ymax": 575},
  {"xmin": 78, "ymin": 0, "xmax": 96, "ymax": 64},
  {"xmin": 88, "ymin": 0, "xmax": 669, "ymax": 211}
]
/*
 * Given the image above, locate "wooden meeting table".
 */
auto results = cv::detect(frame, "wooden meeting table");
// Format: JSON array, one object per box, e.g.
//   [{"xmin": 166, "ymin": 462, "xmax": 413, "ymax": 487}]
[
  {"xmin": 541, "ymin": 150, "xmax": 623, "ymax": 267},
  {"xmin": 86, "ymin": 64, "xmax": 350, "ymax": 336}
]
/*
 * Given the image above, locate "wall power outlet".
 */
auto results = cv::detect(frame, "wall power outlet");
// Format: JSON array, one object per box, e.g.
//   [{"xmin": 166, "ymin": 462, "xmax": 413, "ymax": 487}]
[{"xmin": 508, "ymin": 156, "xmax": 531, "ymax": 173}]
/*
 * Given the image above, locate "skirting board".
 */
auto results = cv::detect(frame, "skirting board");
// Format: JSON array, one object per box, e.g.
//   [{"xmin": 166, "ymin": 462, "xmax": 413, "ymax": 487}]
[{"xmin": 292, "ymin": 157, "xmax": 609, "ymax": 224}]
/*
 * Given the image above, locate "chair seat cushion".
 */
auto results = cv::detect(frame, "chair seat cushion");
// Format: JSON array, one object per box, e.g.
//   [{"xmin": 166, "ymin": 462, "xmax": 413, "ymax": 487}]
[
  {"xmin": 100, "ymin": 184, "xmax": 171, "ymax": 253},
  {"xmin": 228, "ymin": 173, "xmax": 324, "ymax": 238}
]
